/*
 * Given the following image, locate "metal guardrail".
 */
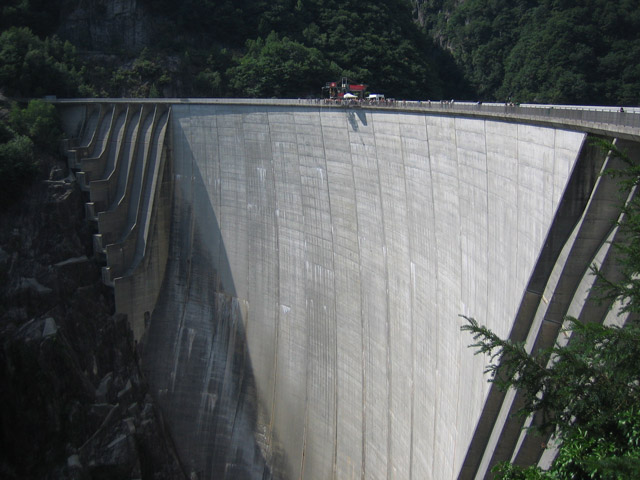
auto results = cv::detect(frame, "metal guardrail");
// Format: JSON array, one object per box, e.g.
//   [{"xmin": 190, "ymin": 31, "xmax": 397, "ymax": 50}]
[
  {"xmin": 53, "ymin": 97, "xmax": 640, "ymax": 139},
  {"xmin": 393, "ymin": 101, "xmax": 640, "ymax": 139},
  {"xmin": 400, "ymin": 100, "xmax": 640, "ymax": 125}
]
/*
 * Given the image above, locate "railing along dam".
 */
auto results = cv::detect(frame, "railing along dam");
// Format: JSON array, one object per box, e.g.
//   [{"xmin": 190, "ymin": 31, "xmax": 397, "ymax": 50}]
[{"xmin": 57, "ymin": 99, "xmax": 640, "ymax": 480}]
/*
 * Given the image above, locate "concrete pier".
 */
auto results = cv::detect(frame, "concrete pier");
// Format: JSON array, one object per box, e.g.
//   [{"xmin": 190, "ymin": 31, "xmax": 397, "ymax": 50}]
[{"xmin": 57, "ymin": 100, "xmax": 637, "ymax": 480}]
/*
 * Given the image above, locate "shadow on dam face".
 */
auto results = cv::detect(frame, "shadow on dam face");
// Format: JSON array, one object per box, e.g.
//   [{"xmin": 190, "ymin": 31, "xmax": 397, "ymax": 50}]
[
  {"xmin": 68, "ymin": 101, "xmax": 622, "ymax": 480},
  {"xmin": 141, "ymin": 119, "xmax": 278, "ymax": 479},
  {"xmin": 142, "ymin": 104, "xmax": 594, "ymax": 480}
]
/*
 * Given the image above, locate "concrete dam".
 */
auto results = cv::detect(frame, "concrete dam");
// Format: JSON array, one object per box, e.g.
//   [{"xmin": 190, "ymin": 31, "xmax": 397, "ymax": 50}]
[{"xmin": 58, "ymin": 100, "xmax": 639, "ymax": 480}]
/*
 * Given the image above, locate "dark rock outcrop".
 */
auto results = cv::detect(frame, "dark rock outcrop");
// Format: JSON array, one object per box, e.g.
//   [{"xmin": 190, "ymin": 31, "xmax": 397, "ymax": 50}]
[
  {"xmin": 0, "ymin": 154, "xmax": 185, "ymax": 479},
  {"xmin": 57, "ymin": 0, "xmax": 152, "ymax": 53}
]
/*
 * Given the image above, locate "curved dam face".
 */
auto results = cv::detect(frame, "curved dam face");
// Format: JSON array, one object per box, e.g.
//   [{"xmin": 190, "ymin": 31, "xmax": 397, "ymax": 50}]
[
  {"xmin": 138, "ymin": 104, "xmax": 588, "ymax": 480},
  {"xmin": 58, "ymin": 100, "xmax": 624, "ymax": 480}
]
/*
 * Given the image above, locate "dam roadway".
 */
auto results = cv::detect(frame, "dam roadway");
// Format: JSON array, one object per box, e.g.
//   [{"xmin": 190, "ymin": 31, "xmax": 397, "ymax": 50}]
[{"xmin": 58, "ymin": 99, "xmax": 639, "ymax": 480}]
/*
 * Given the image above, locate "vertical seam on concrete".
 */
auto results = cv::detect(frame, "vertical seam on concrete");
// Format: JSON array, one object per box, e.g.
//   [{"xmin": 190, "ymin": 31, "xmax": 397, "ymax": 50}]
[
  {"xmin": 516, "ymin": 124, "xmax": 521, "ymax": 294},
  {"xmin": 482, "ymin": 119, "xmax": 491, "ymax": 423},
  {"xmin": 456, "ymin": 118, "xmax": 491, "ymax": 474},
  {"xmin": 344, "ymin": 109, "xmax": 367, "ymax": 480},
  {"xmin": 483, "ymin": 119, "xmax": 490, "ymax": 322},
  {"xmin": 215, "ymin": 108, "xmax": 223, "ymax": 281},
  {"xmin": 194, "ymin": 106, "xmax": 220, "ymax": 436},
  {"xmin": 424, "ymin": 114, "xmax": 439, "ymax": 478},
  {"xmin": 266, "ymin": 109, "xmax": 280, "ymax": 459},
  {"xmin": 195, "ymin": 105, "xmax": 225, "ymax": 436},
  {"xmin": 235, "ymin": 109, "xmax": 255, "ymax": 472},
  {"xmin": 295, "ymin": 110, "xmax": 310, "ymax": 480},
  {"xmin": 552, "ymin": 129, "xmax": 557, "ymax": 220},
  {"xmin": 400, "ymin": 113, "xmax": 416, "ymax": 480},
  {"xmin": 453, "ymin": 116, "xmax": 463, "ymax": 480},
  {"xmin": 316, "ymin": 107, "xmax": 339, "ymax": 480},
  {"xmin": 369, "ymin": 110, "xmax": 393, "ymax": 480},
  {"xmin": 240, "ymin": 112, "xmax": 250, "ymax": 335},
  {"xmin": 169, "ymin": 106, "xmax": 195, "ymax": 395}
]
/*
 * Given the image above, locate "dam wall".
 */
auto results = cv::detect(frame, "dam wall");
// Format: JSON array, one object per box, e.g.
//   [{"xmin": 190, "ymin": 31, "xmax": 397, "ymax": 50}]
[{"xmin": 57, "ymin": 100, "xmax": 633, "ymax": 479}]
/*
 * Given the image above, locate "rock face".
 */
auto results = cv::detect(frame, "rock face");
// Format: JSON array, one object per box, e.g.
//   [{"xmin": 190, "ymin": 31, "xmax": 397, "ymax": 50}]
[
  {"xmin": 58, "ymin": 0, "xmax": 151, "ymax": 53},
  {"xmin": 0, "ymin": 154, "xmax": 185, "ymax": 479}
]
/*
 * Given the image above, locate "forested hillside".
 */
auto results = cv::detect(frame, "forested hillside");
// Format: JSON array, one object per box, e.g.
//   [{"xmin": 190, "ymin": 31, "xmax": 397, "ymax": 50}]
[
  {"xmin": 1, "ymin": 0, "xmax": 468, "ymax": 100},
  {"xmin": 416, "ymin": 0, "xmax": 640, "ymax": 104},
  {"xmin": 1, "ymin": 0, "xmax": 639, "ymax": 103}
]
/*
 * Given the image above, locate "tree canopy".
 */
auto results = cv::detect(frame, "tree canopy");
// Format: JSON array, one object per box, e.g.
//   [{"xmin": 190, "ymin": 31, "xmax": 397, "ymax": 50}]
[
  {"xmin": 419, "ymin": 0, "xmax": 640, "ymax": 104},
  {"xmin": 0, "ymin": 27, "xmax": 88, "ymax": 98},
  {"xmin": 0, "ymin": 1, "xmax": 638, "ymax": 101},
  {"xmin": 0, "ymin": 0, "xmax": 464, "ymax": 100},
  {"xmin": 228, "ymin": 32, "xmax": 340, "ymax": 98},
  {"xmin": 0, "ymin": 99, "xmax": 61, "ymax": 209}
]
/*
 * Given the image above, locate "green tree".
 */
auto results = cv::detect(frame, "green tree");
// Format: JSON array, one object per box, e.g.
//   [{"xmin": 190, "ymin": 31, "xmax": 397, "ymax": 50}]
[
  {"xmin": 189, "ymin": 47, "xmax": 233, "ymax": 98},
  {"xmin": 461, "ymin": 142, "xmax": 640, "ymax": 479},
  {"xmin": 462, "ymin": 316, "xmax": 640, "ymax": 479},
  {"xmin": 9, "ymin": 99, "xmax": 60, "ymax": 153},
  {"xmin": 228, "ymin": 32, "xmax": 340, "ymax": 98},
  {"xmin": 108, "ymin": 48, "xmax": 172, "ymax": 98},
  {"xmin": 422, "ymin": 0, "xmax": 640, "ymax": 104},
  {"xmin": 498, "ymin": 5, "xmax": 598, "ymax": 104},
  {"xmin": 0, "ymin": 133, "xmax": 36, "ymax": 209},
  {"xmin": 0, "ymin": 27, "xmax": 84, "ymax": 98},
  {"xmin": 0, "ymin": 98, "xmax": 65, "ymax": 209},
  {"xmin": 252, "ymin": 0, "xmax": 451, "ymax": 99}
]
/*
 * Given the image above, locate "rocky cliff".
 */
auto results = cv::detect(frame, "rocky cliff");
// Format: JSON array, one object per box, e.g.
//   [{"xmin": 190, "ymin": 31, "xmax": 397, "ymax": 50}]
[
  {"xmin": 57, "ymin": 0, "xmax": 152, "ymax": 53},
  {"xmin": 0, "ymin": 151, "xmax": 185, "ymax": 479}
]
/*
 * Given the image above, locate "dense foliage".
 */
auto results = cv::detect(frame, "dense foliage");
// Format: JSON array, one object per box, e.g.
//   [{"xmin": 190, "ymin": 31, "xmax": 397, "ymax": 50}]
[
  {"xmin": 9, "ymin": 98, "xmax": 62, "ymax": 153},
  {"xmin": 1, "ymin": 1, "xmax": 639, "ymax": 100},
  {"xmin": 461, "ymin": 143, "xmax": 640, "ymax": 479},
  {"xmin": 227, "ymin": 32, "xmax": 341, "ymax": 98},
  {"xmin": 251, "ymin": 0, "xmax": 451, "ymax": 99},
  {"xmin": 463, "ymin": 317, "xmax": 640, "ymax": 479},
  {"xmin": 419, "ymin": 0, "xmax": 640, "ymax": 104},
  {"xmin": 137, "ymin": 0, "xmax": 457, "ymax": 99},
  {"xmin": 0, "ymin": 99, "xmax": 61, "ymax": 209},
  {"xmin": 1, "ymin": 0, "xmax": 64, "ymax": 38},
  {"xmin": 0, "ymin": 27, "xmax": 91, "ymax": 98},
  {"xmin": 0, "ymin": 0, "xmax": 465, "ymax": 100}
]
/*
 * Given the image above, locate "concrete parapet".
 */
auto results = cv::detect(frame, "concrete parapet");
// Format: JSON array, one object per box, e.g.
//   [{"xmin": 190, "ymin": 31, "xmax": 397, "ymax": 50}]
[{"xmin": 54, "ymin": 98, "xmax": 640, "ymax": 141}]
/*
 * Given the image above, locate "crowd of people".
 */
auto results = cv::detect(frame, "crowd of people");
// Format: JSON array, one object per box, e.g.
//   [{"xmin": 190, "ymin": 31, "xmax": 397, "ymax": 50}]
[
  {"xmin": 293, "ymin": 97, "xmax": 635, "ymax": 121},
  {"xmin": 322, "ymin": 97, "xmax": 397, "ymax": 106},
  {"xmin": 307, "ymin": 97, "xmax": 465, "ymax": 108}
]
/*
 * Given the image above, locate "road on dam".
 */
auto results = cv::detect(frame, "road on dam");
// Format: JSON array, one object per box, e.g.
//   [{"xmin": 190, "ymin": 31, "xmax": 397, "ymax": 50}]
[{"xmin": 58, "ymin": 100, "xmax": 637, "ymax": 480}]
